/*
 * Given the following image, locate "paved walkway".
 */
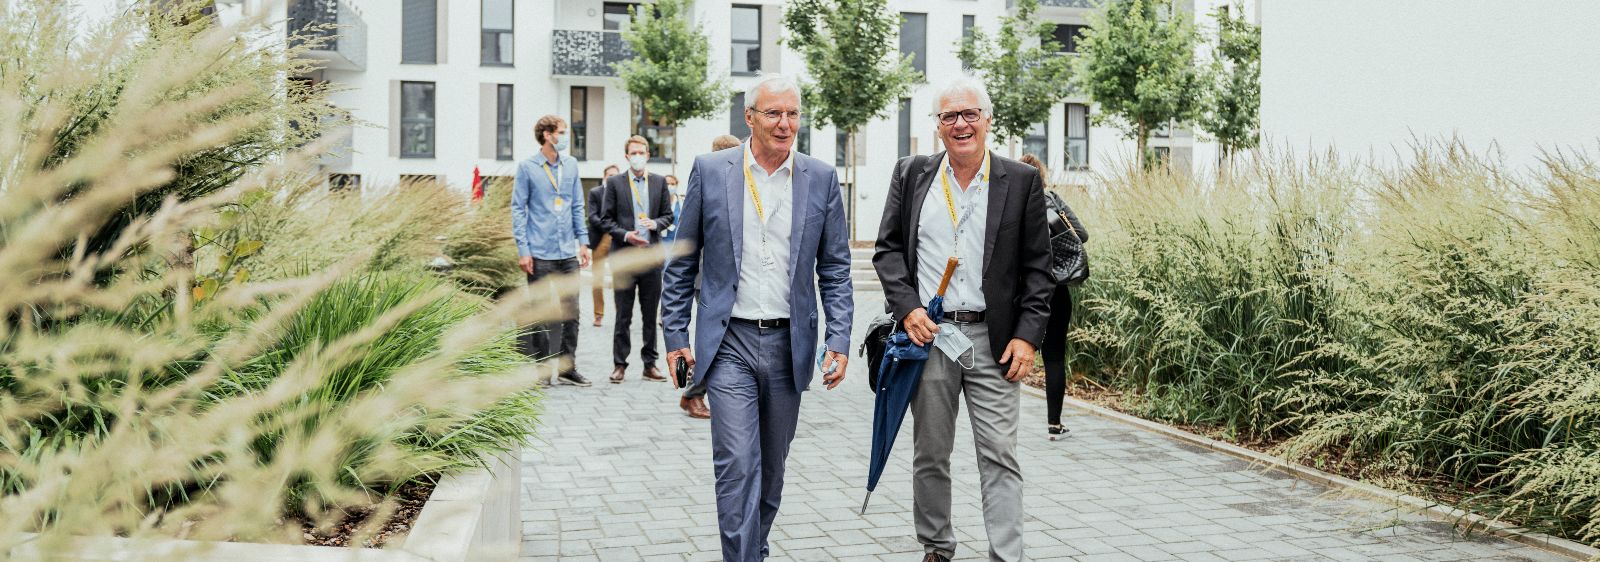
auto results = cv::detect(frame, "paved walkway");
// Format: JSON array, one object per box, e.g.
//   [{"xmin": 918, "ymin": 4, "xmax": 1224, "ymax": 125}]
[{"xmin": 519, "ymin": 288, "xmax": 1567, "ymax": 561}]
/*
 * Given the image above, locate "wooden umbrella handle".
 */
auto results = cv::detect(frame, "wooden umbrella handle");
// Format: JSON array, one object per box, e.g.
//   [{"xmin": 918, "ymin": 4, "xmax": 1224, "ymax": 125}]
[{"xmin": 935, "ymin": 257, "xmax": 959, "ymax": 297}]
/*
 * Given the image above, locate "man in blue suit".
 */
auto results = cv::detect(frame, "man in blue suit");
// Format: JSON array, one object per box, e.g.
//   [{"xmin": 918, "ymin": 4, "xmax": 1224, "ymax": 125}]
[{"xmin": 661, "ymin": 74, "xmax": 853, "ymax": 562}]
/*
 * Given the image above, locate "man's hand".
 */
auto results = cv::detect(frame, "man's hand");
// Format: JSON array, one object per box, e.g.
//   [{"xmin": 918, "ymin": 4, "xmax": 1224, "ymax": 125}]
[
  {"xmin": 665, "ymin": 347, "xmax": 695, "ymax": 390},
  {"xmin": 998, "ymin": 338, "xmax": 1036, "ymax": 382},
  {"xmin": 903, "ymin": 307, "xmax": 941, "ymax": 346},
  {"xmin": 625, "ymin": 231, "xmax": 649, "ymax": 246},
  {"xmin": 578, "ymin": 246, "xmax": 592, "ymax": 268},
  {"xmin": 639, "ymin": 217, "xmax": 658, "ymax": 231},
  {"xmin": 821, "ymin": 350, "xmax": 848, "ymax": 390},
  {"xmin": 518, "ymin": 256, "xmax": 534, "ymax": 275}
]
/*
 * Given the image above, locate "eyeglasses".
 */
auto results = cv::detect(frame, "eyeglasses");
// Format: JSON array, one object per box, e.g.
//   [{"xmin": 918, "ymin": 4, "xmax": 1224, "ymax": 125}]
[
  {"xmin": 936, "ymin": 108, "xmax": 985, "ymax": 126},
  {"xmin": 749, "ymin": 108, "xmax": 802, "ymax": 123}
]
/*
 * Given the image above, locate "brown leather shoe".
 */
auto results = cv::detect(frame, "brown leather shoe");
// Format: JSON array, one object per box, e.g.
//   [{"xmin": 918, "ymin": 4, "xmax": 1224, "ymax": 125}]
[
  {"xmin": 641, "ymin": 365, "xmax": 667, "ymax": 382},
  {"xmin": 680, "ymin": 395, "xmax": 711, "ymax": 419},
  {"xmin": 609, "ymin": 366, "xmax": 625, "ymax": 384},
  {"xmin": 592, "ymin": 315, "xmax": 603, "ymax": 327}
]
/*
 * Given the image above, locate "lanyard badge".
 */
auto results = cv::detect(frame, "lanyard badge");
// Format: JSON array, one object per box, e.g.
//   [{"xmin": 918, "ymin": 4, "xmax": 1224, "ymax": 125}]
[
  {"xmin": 742, "ymin": 151, "xmax": 790, "ymax": 271},
  {"xmin": 542, "ymin": 163, "xmax": 566, "ymax": 212}
]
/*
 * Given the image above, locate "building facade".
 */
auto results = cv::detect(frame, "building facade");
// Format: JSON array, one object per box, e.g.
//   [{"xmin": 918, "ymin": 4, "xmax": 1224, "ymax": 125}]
[{"xmin": 214, "ymin": 0, "xmax": 1244, "ymax": 239}]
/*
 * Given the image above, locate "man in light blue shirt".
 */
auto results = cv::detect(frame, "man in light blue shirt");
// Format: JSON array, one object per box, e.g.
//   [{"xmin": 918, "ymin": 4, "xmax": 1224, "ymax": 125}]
[{"xmin": 513, "ymin": 115, "xmax": 593, "ymax": 386}]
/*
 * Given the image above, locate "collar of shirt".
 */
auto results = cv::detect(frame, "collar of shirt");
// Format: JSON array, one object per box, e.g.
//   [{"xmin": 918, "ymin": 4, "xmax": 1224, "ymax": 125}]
[
  {"xmin": 940, "ymin": 151, "xmax": 991, "ymax": 193},
  {"xmin": 532, "ymin": 150, "xmax": 559, "ymax": 167},
  {"xmin": 631, "ymin": 171, "xmax": 647, "ymax": 182},
  {"xmin": 744, "ymin": 142, "xmax": 795, "ymax": 181}
]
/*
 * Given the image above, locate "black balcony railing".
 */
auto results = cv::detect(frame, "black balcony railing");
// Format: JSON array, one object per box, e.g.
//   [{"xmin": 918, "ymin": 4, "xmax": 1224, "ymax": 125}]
[{"xmin": 551, "ymin": 30, "xmax": 636, "ymax": 77}]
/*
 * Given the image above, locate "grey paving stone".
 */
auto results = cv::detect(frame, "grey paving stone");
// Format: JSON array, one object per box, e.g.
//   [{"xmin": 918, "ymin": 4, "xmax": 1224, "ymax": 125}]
[{"xmin": 520, "ymin": 290, "xmax": 1573, "ymax": 562}]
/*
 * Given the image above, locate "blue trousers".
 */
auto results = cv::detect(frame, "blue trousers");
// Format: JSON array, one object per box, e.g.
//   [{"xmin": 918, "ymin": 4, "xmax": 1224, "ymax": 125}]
[{"xmin": 706, "ymin": 320, "xmax": 801, "ymax": 562}]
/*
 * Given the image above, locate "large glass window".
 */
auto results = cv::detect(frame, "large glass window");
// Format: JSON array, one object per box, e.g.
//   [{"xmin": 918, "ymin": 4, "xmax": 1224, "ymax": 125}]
[
  {"xmin": 496, "ymin": 84, "xmax": 513, "ymax": 160},
  {"xmin": 634, "ymin": 98, "xmax": 675, "ymax": 163},
  {"xmin": 402, "ymin": 0, "xmax": 437, "ymax": 64},
  {"xmin": 897, "ymin": 98, "xmax": 912, "ymax": 158},
  {"xmin": 1022, "ymin": 120, "xmax": 1047, "ymax": 162},
  {"xmin": 961, "ymin": 15, "xmax": 975, "ymax": 70},
  {"xmin": 400, "ymin": 81, "xmax": 435, "ymax": 158},
  {"xmin": 798, "ymin": 121, "xmax": 811, "ymax": 156},
  {"xmin": 729, "ymin": 92, "xmax": 750, "ymax": 138},
  {"xmin": 899, "ymin": 12, "xmax": 927, "ymax": 74},
  {"xmin": 1065, "ymin": 103, "xmax": 1089, "ymax": 170},
  {"xmin": 570, "ymin": 87, "xmax": 588, "ymax": 160},
  {"xmin": 1053, "ymin": 24, "xmax": 1086, "ymax": 54},
  {"xmin": 603, "ymin": 2, "xmax": 632, "ymax": 31},
  {"xmin": 481, "ymin": 0, "xmax": 513, "ymax": 65},
  {"xmin": 731, "ymin": 5, "xmax": 762, "ymax": 75}
]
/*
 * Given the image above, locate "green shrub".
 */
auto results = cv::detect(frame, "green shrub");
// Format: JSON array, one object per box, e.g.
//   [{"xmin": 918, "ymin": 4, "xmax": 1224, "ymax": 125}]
[{"xmin": 1067, "ymin": 145, "xmax": 1600, "ymax": 544}]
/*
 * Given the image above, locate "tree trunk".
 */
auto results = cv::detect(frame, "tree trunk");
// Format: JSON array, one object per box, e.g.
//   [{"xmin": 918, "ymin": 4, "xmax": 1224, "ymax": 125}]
[{"xmin": 1136, "ymin": 119, "xmax": 1149, "ymax": 170}]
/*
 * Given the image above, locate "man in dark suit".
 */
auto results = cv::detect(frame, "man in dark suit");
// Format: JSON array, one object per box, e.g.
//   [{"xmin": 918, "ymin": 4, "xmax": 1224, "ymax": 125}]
[
  {"xmin": 598, "ymin": 137, "xmax": 674, "ymax": 383},
  {"xmin": 872, "ymin": 78, "xmax": 1053, "ymax": 562},
  {"xmin": 588, "ymin": 164, "xmax": 619, "ymax": 327}
]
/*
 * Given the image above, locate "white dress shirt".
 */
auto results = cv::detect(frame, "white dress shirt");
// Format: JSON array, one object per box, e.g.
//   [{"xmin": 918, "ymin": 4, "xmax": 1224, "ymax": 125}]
[
  {"xmin": 731, "ymin": 143, "xmax": 795, "ymax": 320},
  {"xmin": 916, "ymin": 152, "xmax": 990, "ymax": 312}
]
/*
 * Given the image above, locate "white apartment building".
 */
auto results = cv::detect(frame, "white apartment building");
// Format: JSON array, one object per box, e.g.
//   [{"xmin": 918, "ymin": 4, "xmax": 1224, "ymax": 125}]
[
  {"xmin": 207, "ymin": 0, "xmax": 1245, "ymax": 239},
  {"xmin": 1260, "ymin": 1, "xmax": 1600, "ymax": 172}
]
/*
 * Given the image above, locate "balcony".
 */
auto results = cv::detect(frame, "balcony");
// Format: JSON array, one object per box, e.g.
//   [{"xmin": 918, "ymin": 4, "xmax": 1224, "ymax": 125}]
[
  {"xmin": 288, "ymin": 0, "xmax": 366, "ymax": 71},
  {"xmin": 551, "ymin": 30, "xmax": 635, "ymax": 78}
]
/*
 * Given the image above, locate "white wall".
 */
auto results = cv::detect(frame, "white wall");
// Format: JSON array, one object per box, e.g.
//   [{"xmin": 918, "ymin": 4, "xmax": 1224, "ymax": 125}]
[{"xmin": 1261, "ymin": 1, "xmax": 1600, "ymax": 171}]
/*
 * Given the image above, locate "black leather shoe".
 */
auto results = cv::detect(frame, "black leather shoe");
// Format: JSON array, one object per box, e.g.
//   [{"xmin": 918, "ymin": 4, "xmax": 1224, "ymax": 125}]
[
  {"xmin": 557, "ymin": 372, "xmax": 592, "ymax": 387},
  {"xmin": 922, "ymin": 552, "xmax": 950, "ymax": 562}
]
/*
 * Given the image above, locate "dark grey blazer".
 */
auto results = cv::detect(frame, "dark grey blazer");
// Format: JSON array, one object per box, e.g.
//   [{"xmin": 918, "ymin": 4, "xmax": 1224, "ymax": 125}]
[
  {"xmin": 872, "ymin": 151, "xmax": 1055, "ymax": 358},
  {"xmin": 598, "ymin": 171, "xmax": 675, "ymax": 249}
]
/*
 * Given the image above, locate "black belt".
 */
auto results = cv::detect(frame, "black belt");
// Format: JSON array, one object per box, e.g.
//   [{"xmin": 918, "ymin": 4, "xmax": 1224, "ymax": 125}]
[
  {"xmin": 942, "ymin": 310, "xmax": 985, "ymax": 324},
  {"xmin": 732, "ymin": 317, "xmax": 790, "ymax": 329}
]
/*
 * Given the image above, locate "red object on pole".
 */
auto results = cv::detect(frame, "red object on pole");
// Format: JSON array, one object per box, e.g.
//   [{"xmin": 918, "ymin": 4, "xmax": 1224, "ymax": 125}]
[{"xmin": 470, "ymin": 166, "xmax": 484, "ymax": 202}]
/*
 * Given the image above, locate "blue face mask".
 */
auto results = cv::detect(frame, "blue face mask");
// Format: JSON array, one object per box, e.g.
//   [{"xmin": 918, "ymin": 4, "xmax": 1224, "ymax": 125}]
[{"xmin": 551, "ymin": 132, "xmax": 570, "ymax": 152}]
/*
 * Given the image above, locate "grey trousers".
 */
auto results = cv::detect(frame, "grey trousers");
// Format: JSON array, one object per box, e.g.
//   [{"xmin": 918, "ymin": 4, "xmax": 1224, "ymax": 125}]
[
  {"xmin": 911, "ymin": 321, "xmax": 1024, "ymax": 561},
  {"xmin": 706, "ymin": 321, "xmax": 802, "ymax": 562}
]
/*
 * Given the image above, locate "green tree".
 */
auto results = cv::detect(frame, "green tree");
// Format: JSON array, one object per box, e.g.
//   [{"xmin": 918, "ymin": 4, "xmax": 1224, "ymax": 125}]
[
  {"xmin": 957, "ymin": 0, "xmax": 1075, "ymax": 157},
  {"xmin": 613, "ymin": 0, "xmax": 730, "ymax": 175},
  {"xmin": 783, "ymin": 0, "xmax": 921, "ymax": 239},
  {"xmin": 1074, "ymin": 0, "xmax": 1206, "ymax": 169},
  {"xmin": 1198, "ymin": 2, "xmax": 1260, "ymax": 168}
]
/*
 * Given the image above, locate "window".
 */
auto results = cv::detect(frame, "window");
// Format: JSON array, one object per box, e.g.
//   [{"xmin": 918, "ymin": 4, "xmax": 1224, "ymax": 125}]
[
  {"xmin": 836, "ymin": 130, "xmax": 848, "ymax": 167},
  {"xmin": 1022, "ymin": 120, "xmax": 1047, "ymax": 162},
  {"xmin": 897, "ymin": 98, "xmax": 912, "ymax": 158},
  {"xmin": 1053, "ymin": 24, "xmax": 1086, "ymax": 54},
  {"xmin": 798, "ymin": 122, "xmax": 811, "ymax": 156},
  {"xmin": 730, "ymin": 5, "xmax": 761, "ymax": 75},
  {"xmin": 634, "ymin": 98, "xmax": 675, "ymax": 163},
  {"xmin": 400, "ymin": 81, "xmax": 435, "ymax": 158},
  {"xmin": 961, "ymin": 15, "xmax": 975, "ymax": 70},
  {"xmin": 402, "ymin": 0, "xmax": 437, "ymax": 64},
  {"xmin": 329, "ymin": 173, "xmax": 361, "ymax": 192},
  {"xmin": 495, "ymin": 84, "xmax": 513, "ymax": 160},
  {"xmin": 602, "ymin": 2, "xmax": 632, "ymax": 31},
  {"xmin": 729, "ymin": 92, "xmax": 750, "ymax": 138},
  {"xmin": 481, "ymin": 0, "xmax": 513, "ymax": 66},
  {"xmin": 400, "ymin": 174, "xmax": 440, "ymax": 185},
  {"xmin": 1065, "ymin": 103, "xmax": 1090, "ymax": 170},
  {"xmin": 899, "ymin": 12, "xmax": 927, "ymax": 74},
  {"xmin": 570, "ymin": 87, "xmax": 588, "ymax": 160},
  {"xmin": 1151, "ymin": 146, "xmax": 1171, "ymax": 165}
]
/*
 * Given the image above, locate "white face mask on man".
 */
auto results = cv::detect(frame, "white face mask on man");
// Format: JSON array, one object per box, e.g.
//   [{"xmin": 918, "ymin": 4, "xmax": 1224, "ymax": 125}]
[{"xmin": 628, "ymin": 154, "xmax": 648, "ymax": 172}]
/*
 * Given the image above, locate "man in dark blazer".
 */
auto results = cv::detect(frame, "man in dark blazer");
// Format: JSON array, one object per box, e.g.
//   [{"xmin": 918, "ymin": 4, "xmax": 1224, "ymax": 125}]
[
  {"xmin": 598, "ymin": 137, "xmax": 674, "ymax": 383},
  {"xmin": 872, "ymin": 78, "xmax": 1053, "ymax": 562}
]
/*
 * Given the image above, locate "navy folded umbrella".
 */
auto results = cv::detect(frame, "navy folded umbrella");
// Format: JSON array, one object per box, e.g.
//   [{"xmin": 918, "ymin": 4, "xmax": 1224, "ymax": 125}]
[{"xmin": 863, "ymin": 257, "xmax": 960, "ymax": 514}]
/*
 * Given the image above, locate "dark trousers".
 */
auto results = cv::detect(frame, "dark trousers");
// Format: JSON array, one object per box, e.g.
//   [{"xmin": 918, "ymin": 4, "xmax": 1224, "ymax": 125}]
[
  {"xmin": 612, "ymin": 261, "xmax": 661, "ymax": 369},
  {"xmin": 520, "ymin": 258, "xmax": 580, "ymax": 376},
  {"xmin": 1042, "ymin": 285, "xmax": 1074, "ymax": 425}
]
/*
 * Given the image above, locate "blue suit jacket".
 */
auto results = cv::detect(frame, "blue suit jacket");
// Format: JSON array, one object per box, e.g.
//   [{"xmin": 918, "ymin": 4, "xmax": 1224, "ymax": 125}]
[{"xmin": 662, "ymin": 146, "xmax": 853, "ymax": 393}]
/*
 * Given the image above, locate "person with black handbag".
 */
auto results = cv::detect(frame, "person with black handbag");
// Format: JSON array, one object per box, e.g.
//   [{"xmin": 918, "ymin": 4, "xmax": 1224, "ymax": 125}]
[{"xmin": 1020, "ymin": 154, "xmax": 1089, "ymax": 441}]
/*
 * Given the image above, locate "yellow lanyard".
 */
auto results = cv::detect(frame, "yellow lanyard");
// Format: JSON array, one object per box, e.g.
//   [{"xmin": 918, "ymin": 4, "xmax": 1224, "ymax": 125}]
[
  {"xmin": 629, "ymin": 175, "xmax": 648, "ymax": 218},
  {"xmin": 541, "ymin": 163, "xmax": 562, "ymax": 195},
  {"xmin": 939, "ymin": 152, "xmax": 989, "ymax": 232},
  {"xmin": 742, "ymin": 152, "xmax": 767, "ymax": 222}
]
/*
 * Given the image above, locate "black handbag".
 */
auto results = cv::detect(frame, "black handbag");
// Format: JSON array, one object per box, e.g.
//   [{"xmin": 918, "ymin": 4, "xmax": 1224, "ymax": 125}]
[
  {"xmin": 1044, "ymin": 192, "xmax": 1089, "ymax": 286},
  {"xmin": 858, "ymin": 314, "xmax": 896, "ymax": 393}
]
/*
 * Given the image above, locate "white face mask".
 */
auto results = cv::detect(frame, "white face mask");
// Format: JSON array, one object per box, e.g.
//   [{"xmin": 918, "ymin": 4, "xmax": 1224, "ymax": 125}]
[
  {"xmin": 628, "ymin": 154, "xmax": 648, "ymax": 171},
  {"xmin": 933, "ymin": 324, "xmax": 976, "ymax": 368}
]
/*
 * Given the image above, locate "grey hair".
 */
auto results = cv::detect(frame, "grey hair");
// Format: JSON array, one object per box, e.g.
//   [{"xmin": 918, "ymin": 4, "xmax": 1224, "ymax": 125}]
[
  {"xmin": 930, "ymin": 77, "xmax": 993, "ymax": 118},
  {"xmin": 744, "ymin": 73, "xmax": 803, "ymax": 111}
]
